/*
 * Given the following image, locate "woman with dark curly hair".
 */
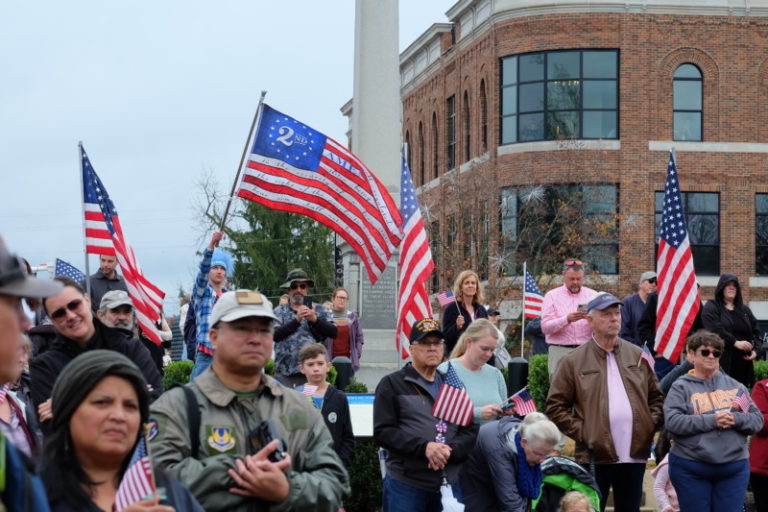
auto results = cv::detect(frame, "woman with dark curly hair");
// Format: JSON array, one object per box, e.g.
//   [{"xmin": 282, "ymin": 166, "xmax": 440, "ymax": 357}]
[{"xmin": 40, "ymin": 350, "xmax": 202, "ymax": 512}]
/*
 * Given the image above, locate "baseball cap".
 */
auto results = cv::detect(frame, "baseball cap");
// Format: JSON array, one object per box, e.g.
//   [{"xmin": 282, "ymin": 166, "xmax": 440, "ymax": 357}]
[
  {"xmin": 409, "ymin": 318, "xmax": 444, "ymax": 343},
  {"xmin": 640, "ymin": 271, "xmax": 657, "ymax": 283},
  {"xmin": 487, "ymin": 308, "xmax": 500, "ymax": 316},
  {"xmin": 587, "ymin": 292, "xmax": 623, "ymax": 312},
  {"xmin": 100, "ymin": 290, "xmax": 133, "ymax": 311},
  {"xmin": 209, "ymin": 290, "xmax": 278, "ymax": 325},
  {"xmin": 0, "ymin": 238, "xmax": 62, "ymax": 298}
]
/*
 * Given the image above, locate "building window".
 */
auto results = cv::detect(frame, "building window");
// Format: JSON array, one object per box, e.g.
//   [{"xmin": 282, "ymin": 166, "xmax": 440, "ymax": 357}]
[
  {"xmin": 480, "ymin": 79, "xmax": 488, "ymax": 152},
  {"xmin": 432, "ymin": 112, "xmax": 439, "ymax": 179},
  {"xmin": 430, "ymin": 220, "xmax": 441, "ymax": 290},
  {"xmin": 499, "ymin": 184, "xmax": 619, "ymax": 274},
  {"xmin": 462, "ymin": 91, "xmax": 471, "ymax": 162},
  {"xmin": 447, "ymin": 96, "xmax": 456, "ymax": 170},
  {"xmin": 418, "ymin": 122, "xmax": 425, "ymax": 185},
  {"xmin": 405, "ymin": 130, "xmax": 411, "ymax": 171},
  {"xmin": 500, "ymin": 50, "xmax": 619, "ymax": 144},
  {"xmin": 756, "ymin": 194, "xmax": 768, "ymax": 275},
  {"xmin": 655, "ymin": 191, "xmax": 719, "ymax": 275},
  {"xmin": 673, "ymin": 64, "xmax": 702, "ymax": 141}
]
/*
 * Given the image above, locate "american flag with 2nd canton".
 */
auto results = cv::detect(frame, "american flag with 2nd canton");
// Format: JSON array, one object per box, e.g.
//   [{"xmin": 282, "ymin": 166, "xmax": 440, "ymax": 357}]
[
  {"xmin": 81, "ymin": 144, "xmax": 165, "ymax": 344},
  {"xmin": 511, "ymin": 388, "xmax": 538, "ymax": 416},
  {"xmin": 54, "ymin": 258, "xmax": 86, "ymax": 283},
  {"xmin": 432, "ymin": 363, "xmax": 474, "ymax": 426},
  {"xmin": 236, "ymin": 104, "xmax": 402, "ymax": 285},
  {"xmin": 654, "ymin": 151, "xmax": 700, "ymax": 363},
  {"xmin": 523, "ymin": 268, "xmax": 544, "ymax": 318},
  {"xmin": 395, "ymin": 152, "xmax": 434, "ymax": 359},
  {"xmin": 114, "ymin": 435, "xmax": 155, "ymax": 510}
]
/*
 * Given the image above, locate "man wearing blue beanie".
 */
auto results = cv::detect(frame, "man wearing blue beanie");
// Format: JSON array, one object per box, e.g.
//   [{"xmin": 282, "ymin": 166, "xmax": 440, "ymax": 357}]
[{"xmin": 190, "ymin": 231, "xmax": 231, "ymax": 377}]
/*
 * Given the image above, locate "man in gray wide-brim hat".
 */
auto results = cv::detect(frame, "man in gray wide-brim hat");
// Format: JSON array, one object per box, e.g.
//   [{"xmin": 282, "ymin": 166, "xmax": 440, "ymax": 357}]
[{"xmin": 272, "ymin": 268, "xmax": 336, "ymax": 387}]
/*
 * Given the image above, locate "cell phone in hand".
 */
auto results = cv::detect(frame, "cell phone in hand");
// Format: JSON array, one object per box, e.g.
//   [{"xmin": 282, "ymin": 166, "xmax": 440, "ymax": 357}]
[
  {"xmin": 500, "ymin": 400, "xmax": 515, "ymax": 412},
  {"xmin": 257, "ymin": 419, "xmax": 287, "ymax": 462},
  {"xmin": 303, "ymin": 296, "xmax": 313, "ymax": 308},
  {"xmin": 577, "ymin": 304, "xmax": 587, "ymax": 312}
]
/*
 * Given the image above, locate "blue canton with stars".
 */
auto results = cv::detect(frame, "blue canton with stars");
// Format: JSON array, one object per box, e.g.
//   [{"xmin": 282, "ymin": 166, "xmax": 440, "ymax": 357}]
[
  {"xmin": 659, "ymin": 152, "xmax": 689, "ymax": 249},
  {"xmin": 524, "ymin": 270, "xmax": 543, "ymax": 296},
  {"xmin": 400, "ymin": 153, "xmax": 418, "ymax": 227},
  {"xmin": 81, "ymin": 146, "xmax": 119, "ymax": 236},
  {"xmin": 251, "ymin": 105, "xmax": 327, "ymax": 172}
]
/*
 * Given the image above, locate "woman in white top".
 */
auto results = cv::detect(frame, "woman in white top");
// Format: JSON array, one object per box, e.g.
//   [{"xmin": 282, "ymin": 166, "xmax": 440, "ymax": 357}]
[{"xmin": 439, "ymin": 319, "xmax": 510, "ymax": 424}]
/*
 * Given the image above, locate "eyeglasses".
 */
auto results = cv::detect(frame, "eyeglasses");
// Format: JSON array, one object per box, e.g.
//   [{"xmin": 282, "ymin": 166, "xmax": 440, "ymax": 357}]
[
  {"xmin": 648, "ymin": 279, "xmax": 657, "ymax": 284},
  {"xmin": 335, "ymin": 295, "xmax": 348, "ymax": 300},
  {"xmin": 50, "ymin": 298, "xmax": 84, "ymax": 320},
  {"xmin": 564, "ymin": 259, "xmax": 583, "ymax": 267},
  {"xmin": 414, "ymin": 340, "xmax": 444, "ymax": 347},
  {"xmin": 698, "ymin": 348, "xmax": 722, "ymax": 358},
  {"xmin": 290, "ymin": 282, "xmax": 308, "ymax": 290}
]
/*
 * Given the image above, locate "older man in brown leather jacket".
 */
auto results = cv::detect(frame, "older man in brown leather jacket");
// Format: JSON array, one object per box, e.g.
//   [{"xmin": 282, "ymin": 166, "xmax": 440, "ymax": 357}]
[{"xmin": 546, "ymin": 292, "xmax": 663, "ymax": 512}]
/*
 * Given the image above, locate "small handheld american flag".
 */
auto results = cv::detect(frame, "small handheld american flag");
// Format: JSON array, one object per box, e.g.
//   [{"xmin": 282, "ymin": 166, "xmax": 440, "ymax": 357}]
[
  {"xmin": 511, "ymin": 388, "xmax": 537, "ymax": 416},
  {"xmin": 437, "ymin": 290, "xmax": 455, "ymax": 307},
  {"xmin": 431, "ymin": 363, "xmax": 474, "ymax": 426},
  {"xmin": 114, "ymin": 429, "xmax": 156, "ymax": 510},
  {"xmin": 640, "ymin": 344, "xmax": 655, "ymax": 371},
  {"xmin": 732, "ymin": 388, "xmax": 752, "ymax": 413}
]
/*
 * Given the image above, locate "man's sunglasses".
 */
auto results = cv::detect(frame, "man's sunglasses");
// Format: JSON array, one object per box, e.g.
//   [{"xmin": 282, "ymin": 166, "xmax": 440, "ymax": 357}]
[
  {"xmin": 50, "ymin": 299, "xmax": 84, "ymax": 320},
  {"xmin": 564, "ymin": 259, "xmax": 583, "ymax": 267},
  {"xmin": 698, "ymin": 348, "xmax": 722, "ymax": 358},
  {"xmin": 290, "ymin": 282, "xmax": 308, "ymax": 290},
  {"xmin": 648, "ymin": 278, "xmax": 657, "ymax": 284}
]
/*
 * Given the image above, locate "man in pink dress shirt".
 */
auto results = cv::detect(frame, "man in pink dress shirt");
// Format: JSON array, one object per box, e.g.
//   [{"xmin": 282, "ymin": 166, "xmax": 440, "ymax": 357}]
[{"xmin": 541, "ymin": 259, "xmax": 596, "ymax": 377}]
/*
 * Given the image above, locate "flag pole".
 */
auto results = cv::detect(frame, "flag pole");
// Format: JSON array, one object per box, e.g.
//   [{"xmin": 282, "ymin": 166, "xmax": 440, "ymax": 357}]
[
  {"xmin": 219, "ymin": 90, "xmax": 268, "ymax": 233},
  {"xmin": 521, "ymin": 262, "xmax": 527, "ymax": 358},
  {"xmin": 78, "ymin": 142, "xmax": 91, "ymax": 294}
]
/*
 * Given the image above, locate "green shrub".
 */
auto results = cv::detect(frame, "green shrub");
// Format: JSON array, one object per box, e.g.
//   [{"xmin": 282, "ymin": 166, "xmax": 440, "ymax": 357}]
[
  {"xmin": 755, "ymin": 360, "xmax": 768, "ymax": 384},
  {"xmin": 264, "ymin": 359, "xmax": 275, "ymax": 376},
  {"xmin": 344, "ymin": 379, "xmax": 368, "ymax": 393},
  {"xmin": 326, "ymin": 364, "xmax": 338, "ymax": 385},
  {"xmin": 162, "ymin": 360, "xmax": 193, "ymax": 390},
  {"xmin": 345, "ymin": 442, "xmax": 382, "ymax": 512},
  {"xmin": 527, "ymin": 354, "xmax": 549, "ymax": 412}
]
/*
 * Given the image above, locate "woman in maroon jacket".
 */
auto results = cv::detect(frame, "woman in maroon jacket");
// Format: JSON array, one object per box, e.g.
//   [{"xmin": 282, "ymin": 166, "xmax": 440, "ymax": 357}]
[{"xmin": 750, "ymin": 378, "xmax": 768, "ymax": 511}]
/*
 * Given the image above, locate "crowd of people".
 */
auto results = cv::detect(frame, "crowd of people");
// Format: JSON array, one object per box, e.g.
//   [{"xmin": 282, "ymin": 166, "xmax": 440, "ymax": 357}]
[{"xmin": 2, "ymin": 229, "xmax": 768, "ymax": 512}]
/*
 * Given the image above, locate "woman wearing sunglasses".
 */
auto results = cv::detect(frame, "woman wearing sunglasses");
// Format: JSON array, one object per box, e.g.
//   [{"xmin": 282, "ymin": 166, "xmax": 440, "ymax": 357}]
[
  {"xmin": 663, "ymin": 330, "xmax": 763, "ymax": 511},
  {"xmin": 702, "ymin": 273, "xmax": 760, "ymax": 388},
  {"xmin": 30, "ymin": 276, "xmax": 162, "ymax": 433}
]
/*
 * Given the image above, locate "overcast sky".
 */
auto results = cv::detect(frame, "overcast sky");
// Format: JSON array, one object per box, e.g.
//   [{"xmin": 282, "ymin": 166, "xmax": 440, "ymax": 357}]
[{"xmin": 0, "ymin": 1, "xmax": 451, "ymax": 314}]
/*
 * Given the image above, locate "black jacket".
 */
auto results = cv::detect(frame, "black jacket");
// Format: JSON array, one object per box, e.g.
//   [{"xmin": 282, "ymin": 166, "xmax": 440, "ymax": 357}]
[
  {"xmin": 320, "ymin": 385, "xmax": 355, "ymax": 465},
  {"xmin": 442, "ymin": 302, "xmax": 488, "ymax": 356},
  {"xmin": 30, "ymin": 318, "xmax": 163, "ymax": 432},
  {"xmin": 373, "ymin": 363, "xmax": 479, "ymax": 492},
  {"xmin": 701, "ymin": 273, "xmax": 761, "ymax": 387}
]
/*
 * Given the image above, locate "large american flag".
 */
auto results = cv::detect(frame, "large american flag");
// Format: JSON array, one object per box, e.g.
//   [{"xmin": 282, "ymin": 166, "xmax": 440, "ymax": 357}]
[
  {"xmin": 432, "ymin": 363, "xmax": 474, "ymax": 426},
  {"xmin": 114, "ymin": 434, "xmax": 155, "ymax": 510},
  {"xmin": 81, "ymin": 145, "xmax": 165, "ymax": 344},
  {"xmin": 395, "ymin": 153, "xmax": 434, "ymax": 359},
  {"xmin": 523, "ymin": 267, "xmax": 544, "ymax": 318},
  {"xmin": 655, "ymin": 151, "xmax": 700, "ymax": 363},
  {"xmin": 237, "ymin": 104, "xmax": 402, "ymax": 284}
]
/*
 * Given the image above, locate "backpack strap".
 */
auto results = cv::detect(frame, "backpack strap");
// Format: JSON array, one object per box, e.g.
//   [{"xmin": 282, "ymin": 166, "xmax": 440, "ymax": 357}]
[{"xmin": 181, "ymin": 384, "xmax": 200, "ymax": 460}]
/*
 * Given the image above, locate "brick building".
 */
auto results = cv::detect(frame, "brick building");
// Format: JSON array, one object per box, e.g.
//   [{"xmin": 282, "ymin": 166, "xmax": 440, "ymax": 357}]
[{"xmin": 400, "ymin": 0, "xmax": 768, "ymax": 327}]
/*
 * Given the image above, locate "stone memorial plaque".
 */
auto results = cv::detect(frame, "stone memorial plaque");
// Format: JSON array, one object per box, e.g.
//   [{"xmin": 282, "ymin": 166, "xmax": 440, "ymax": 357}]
[{"xmin": 360, "ymin": 263, "xmax": 397, "ymax": 329}]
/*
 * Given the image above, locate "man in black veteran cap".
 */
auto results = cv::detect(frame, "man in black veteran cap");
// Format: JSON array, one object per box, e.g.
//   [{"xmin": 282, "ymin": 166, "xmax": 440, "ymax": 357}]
[
  {"xmin": 373, "ymin": 319, "xmax": 479, "ymax": 511},
  {"xmin": 149, "ymin": 289, "xmax": 349, "ymax": 511},
  {"xmin": 546, "ymin": 292, "xmax": 663, "ymax": 512}
]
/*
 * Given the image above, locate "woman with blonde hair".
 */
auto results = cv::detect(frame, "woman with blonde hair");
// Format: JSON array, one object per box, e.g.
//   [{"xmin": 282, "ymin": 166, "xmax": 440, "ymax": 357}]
[
  {"xmin": 441, "ymin": 270, "xmax": 488, "ymax": 355},
  {"xmin": 438, "ymin": 319, "xmax": 509, "ymax": 424}
]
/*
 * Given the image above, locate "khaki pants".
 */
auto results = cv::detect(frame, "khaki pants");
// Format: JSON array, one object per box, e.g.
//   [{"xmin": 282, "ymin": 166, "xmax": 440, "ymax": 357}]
[{"xmin": 548, "ymin": 344, "xmax": 578, "ymax": 379}]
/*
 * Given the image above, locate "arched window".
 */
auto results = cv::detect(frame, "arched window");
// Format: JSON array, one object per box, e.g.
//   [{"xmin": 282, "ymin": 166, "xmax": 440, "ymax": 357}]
[
  {"xmin": 673, "ymin": 64, "xmax": 702, "ymax": 141},
  {"xmin": 418, "ymin": 121, "xmax": 425, "ymax": 185},
  {"xmin": 432, "ymin": 112, "xmax": 439, "ymax": 178},
  {"xmin": 479, "ymin": 79, "xmax": 488, "ymax": 152},
  {"xmin": 405, "ymin": 130, "xmax": 412, "ymax": 172},
  {"xmin": 462, "ymin": 91, "xmax": 471, "ymax": 161}
]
